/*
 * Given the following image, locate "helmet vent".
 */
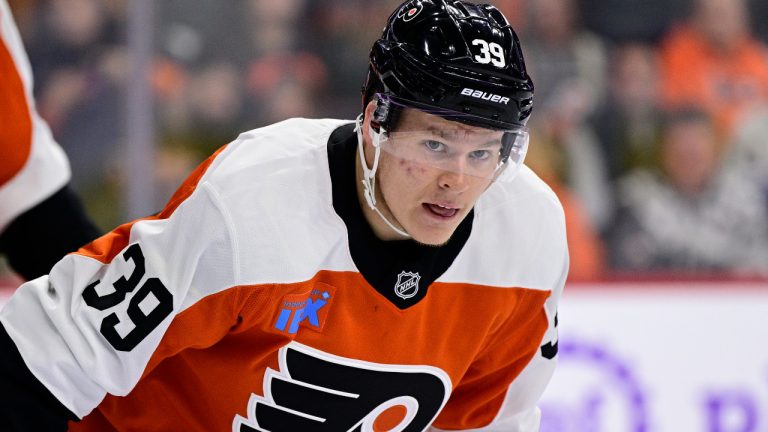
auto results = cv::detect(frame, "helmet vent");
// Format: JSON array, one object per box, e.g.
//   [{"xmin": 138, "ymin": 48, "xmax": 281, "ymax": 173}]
[
  {"xmin": 451, "ymin": 1, "xmax": 482, "ymax": 19},
  {"xmin": 483, "ymin": 5, "xmax": 510, "ymax": 28}
]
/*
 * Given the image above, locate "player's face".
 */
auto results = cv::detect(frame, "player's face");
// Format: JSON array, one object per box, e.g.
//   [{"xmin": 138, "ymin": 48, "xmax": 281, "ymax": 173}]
[{"xmin": 362, "ymin": 106, "xmax": 500, "ymax": 245}]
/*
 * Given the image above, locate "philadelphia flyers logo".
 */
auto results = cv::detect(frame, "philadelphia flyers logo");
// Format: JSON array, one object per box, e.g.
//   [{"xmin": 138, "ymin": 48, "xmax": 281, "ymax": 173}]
[
  {"xmin": 397, "ymin": 2, "xmax": 424, "ymax": 22},
  {"xmin": 232, "ymin": 343, "xmax": 452, "ymax": 431}
]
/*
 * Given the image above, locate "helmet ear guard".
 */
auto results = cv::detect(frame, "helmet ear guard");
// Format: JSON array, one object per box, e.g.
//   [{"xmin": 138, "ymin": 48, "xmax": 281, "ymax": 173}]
[
  {"xmin": 496, "ymin": 130, "xmax": 529, "ymax": 182},
  {"xmin": 371, "ymin": 94, "xmax": 390, "ymax": 133}
]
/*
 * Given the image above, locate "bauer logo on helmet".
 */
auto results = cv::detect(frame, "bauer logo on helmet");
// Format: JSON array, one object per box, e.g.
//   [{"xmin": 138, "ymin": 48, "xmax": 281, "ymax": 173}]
[{"xmin": 460, "ymin": 88, "xmax": 511, "ymax": 105}]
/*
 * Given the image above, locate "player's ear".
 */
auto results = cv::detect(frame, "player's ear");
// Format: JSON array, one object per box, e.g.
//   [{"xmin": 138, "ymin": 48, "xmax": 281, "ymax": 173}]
[{"xmin": 362, "ymin": 100, "xmax": 378, "ymax": 147}]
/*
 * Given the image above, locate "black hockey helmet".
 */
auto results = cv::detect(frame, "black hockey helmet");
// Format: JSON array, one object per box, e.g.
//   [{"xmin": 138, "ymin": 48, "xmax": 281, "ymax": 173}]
[{"xmin": 362, "ymin": 0, "xmax": 534, "ymax": 132}]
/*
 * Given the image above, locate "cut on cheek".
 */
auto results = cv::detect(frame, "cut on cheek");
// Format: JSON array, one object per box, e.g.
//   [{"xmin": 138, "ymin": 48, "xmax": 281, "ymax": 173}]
[{"xmin": 398, "ymin": 158, "xmax": 428, "ymax": 176}]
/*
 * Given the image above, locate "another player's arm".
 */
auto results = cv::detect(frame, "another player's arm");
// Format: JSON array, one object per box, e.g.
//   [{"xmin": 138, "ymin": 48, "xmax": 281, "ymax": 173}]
[
  {"xmin": 0, "ymin": 0, "xmax": 100, "ymax": 280},
  {"xmin": 0, "ymin": 185, "xmax": 100, "ymax": 280}
]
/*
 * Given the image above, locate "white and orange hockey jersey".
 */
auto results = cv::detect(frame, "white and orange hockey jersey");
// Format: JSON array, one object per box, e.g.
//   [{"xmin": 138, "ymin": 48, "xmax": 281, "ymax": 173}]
[
  {"xmin": 0, "ymin": 119, "xmax": 568, "ymax": 431},
  {"xmin": 0, "ymin": 0, "xmax": 70, "ymax": 233}
]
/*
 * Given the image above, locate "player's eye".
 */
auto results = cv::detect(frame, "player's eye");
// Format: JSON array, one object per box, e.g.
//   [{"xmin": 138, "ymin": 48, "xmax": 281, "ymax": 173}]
[
  {"xmin": 424, "ymin": 140, "xmax": 446, "ymax": 152},
  {"xmin": 469, "ymin": 149, "xmax": 492, "ymax": 161}
]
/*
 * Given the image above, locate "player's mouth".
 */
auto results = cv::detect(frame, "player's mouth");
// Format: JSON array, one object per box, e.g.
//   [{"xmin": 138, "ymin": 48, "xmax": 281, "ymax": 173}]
[{"xmin": 423, "ymin": 202, "xmax": 460, "ymax": 219}]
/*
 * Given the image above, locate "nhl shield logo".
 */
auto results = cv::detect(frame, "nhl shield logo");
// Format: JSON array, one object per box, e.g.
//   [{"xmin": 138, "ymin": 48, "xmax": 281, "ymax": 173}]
[{"xmin": 394, "ymin": 271, "xmax": 421, "ymax": 300}]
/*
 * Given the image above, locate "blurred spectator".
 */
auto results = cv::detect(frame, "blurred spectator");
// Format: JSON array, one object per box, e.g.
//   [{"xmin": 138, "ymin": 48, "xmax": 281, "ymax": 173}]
[
  {"xmin": 659, "ymin": 0, "xmax": 768, "ymax": 138},
  {"xmin": 159, "ymin": 61, "xmax": 249, "ymax": 159},
  {"xmin": 723, "ymin": 107, "xmax": 768, "ymax": 207},
  {"xmin": 187, "ymin": 63, "xmax": 247, "ymax": 142},
  {"xmin": 24, "ymin": 0, "xmax": 125, "ymax": 191},
  {"xmin": 306, "ymin": 0, "xmax": 401, "ymax": 118},
  {"xmin": 243, "ymin": 0, "xmax": 331, "ymax": 127},
  {"xmin": 525, "ymin": 131, "xmax": 607, "ymax": 281},
  {"xmin": 521, "ymin": 0, "xmax": 613, "ymax": 231},
  {"xmin": 527, "ymin": 117, "xmax": 613, "ymax": 232},
  {"xmin": 578, "ymin": 0, "xmax": 687, "ymax": 43},
  {"xmin": 246, "ymin": 0, "xmax": 308, "ymax": 56},
  {"xmin": 153, "ymin": 1, "xmax": 254, "ymax": 155},
  {"xmin": 523, "ymin": 0, "xmax": 608, "ymax": 126},
  {"xmin": 246, "ymin": 52, "xmax": 328, "ymax": 125},
  {"xmin": 489, "ymin": 0, "xmax": 528, "ymax": 34},
  {"xmin": 751, "ymin": 0, "xmax": 768, "ymax": 44},
  {"xmin": 154, "ymin": 1, "xmax": 312, "ymax": 166},
  {"xmin": 156, "ymin": 0, "xmax": 252, "ymax": 68},
  {"xmin": 607, "ymin": 108, "xmax": 768, "ymax": 275},
  {"xmin": 590, "ymin": 43, "xmax": 664, "ymax": 183}
]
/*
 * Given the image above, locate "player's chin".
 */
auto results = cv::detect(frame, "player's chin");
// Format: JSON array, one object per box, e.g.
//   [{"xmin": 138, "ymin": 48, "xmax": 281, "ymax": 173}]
[
  {"xmin": 406, "ymin": 205, "xmax": 467, "ymax": 246},
  {"xmin": 419, "ymin": 208, "xmax": 473, "ymax": 245},
  {"xmin": 412, "ymin": 235, "xmax": 451, "ymax": 248},
  {"xmin": 408, "ymin": 223, "xmax": 459, "ymax": 247}
]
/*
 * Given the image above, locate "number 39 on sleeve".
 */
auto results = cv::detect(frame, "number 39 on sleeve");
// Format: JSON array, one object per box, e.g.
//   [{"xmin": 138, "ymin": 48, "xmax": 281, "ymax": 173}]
[{"xmin": 81, "ymin": 243, "xmax": 174, "ymax": 352}]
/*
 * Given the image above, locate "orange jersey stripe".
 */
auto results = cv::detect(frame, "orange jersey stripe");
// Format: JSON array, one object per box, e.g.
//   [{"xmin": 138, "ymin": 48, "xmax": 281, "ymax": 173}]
[
  {"xmin": 75, "ymin": 145, "xmax": 228, "ymax": 263},
  {"xmin": 0, "ymin": 25, "xmax": 32, "ymax": 187},
  {"xmin": 69, "ymin": 270, "xmax": 550, "ymax": 431}
]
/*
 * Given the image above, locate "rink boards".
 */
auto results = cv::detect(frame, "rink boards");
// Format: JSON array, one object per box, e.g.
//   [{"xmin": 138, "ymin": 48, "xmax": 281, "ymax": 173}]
[{"xmin": 540, "ymin": 281, "xmax": 768, "ymax": 432}]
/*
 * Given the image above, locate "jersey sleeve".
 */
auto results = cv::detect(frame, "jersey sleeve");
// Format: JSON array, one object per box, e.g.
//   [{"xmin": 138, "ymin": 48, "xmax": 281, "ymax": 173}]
[
  {"xmin": 0, "ymin": 0, "xmax": 71, "ymax": 232},
  {"xmin": 0, "ymin": 147, "xmax": 238, "ymax": 420}
]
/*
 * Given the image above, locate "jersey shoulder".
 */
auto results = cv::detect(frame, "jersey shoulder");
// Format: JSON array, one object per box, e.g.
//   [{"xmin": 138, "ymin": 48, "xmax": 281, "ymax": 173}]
[
  {"xmin": 207, "ymin": 118, "xmax": 352, "ymax": 181},
  {"xmin": 445, "ymin": 165, "xmax": 568, "ymax": 291},
  {"xmin": 195, "ymin": 118, "xmax": 356, "ymax": 285}
]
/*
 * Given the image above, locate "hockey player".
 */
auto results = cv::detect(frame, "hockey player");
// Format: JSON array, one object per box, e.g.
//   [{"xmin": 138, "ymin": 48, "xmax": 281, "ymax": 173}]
[
  {"xmin": 0, "ymin": 1, "xmax": 567, "ymax": 430},
  {"xmin": 0, "ymin": 0, "xmax": 99, "ymax": 281}
]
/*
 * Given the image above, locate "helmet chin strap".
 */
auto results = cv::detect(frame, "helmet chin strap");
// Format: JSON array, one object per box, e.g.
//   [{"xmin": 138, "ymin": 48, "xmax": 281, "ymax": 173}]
[{"xmin": 355, "ymin": 115, "xmax": 411, "ymax": 239}]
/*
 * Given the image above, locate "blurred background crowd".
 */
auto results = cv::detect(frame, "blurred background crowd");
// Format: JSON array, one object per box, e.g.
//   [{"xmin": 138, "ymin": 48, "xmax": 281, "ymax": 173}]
[{"xmin": 6, "ymin": 0, "xmax": 768, "ymax": 281}]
